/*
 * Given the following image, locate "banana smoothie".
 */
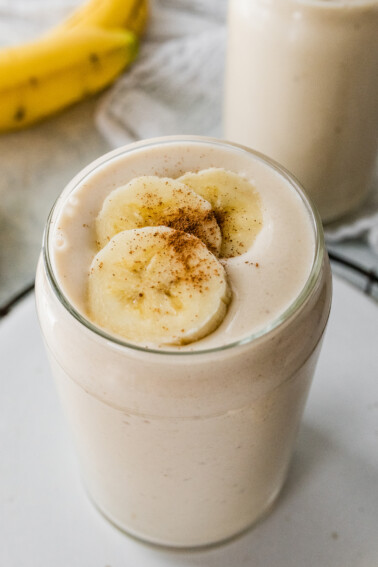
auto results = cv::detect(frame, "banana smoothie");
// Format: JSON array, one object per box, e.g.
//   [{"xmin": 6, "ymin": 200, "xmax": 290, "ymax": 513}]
[
  {"xmin": 36, "ymin": 137, "xmax": 331, "ymax": 547},
  {"xmin": 225, "ymin": 0, "xmax": 378, "ymax": 222}
]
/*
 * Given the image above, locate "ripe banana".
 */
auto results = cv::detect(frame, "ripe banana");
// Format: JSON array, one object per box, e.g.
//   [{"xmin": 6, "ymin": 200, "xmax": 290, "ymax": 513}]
[
  {"xmin": 95, "ymin": 176, "xmax": 222, "ymax": 256},
  {"xmin": 0, "ymin": 27, "xmax": 138, "ymax": 132},
  {"xmin": 88, "ymin": 227, "xmax": 231, "ymax": 346},
  {"xmin": 179, "ymin": 168, "xmax": 263, "ymax": 258},
  {"xmin": 52, "ymin": 0, "xmax": 148, "ymax": 38}
]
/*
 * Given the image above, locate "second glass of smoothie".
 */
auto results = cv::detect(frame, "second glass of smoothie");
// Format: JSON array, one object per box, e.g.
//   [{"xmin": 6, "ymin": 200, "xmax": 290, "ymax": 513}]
[{"xmin": 224, "ymin": 0, "xmax": 378, "ymax": 222}]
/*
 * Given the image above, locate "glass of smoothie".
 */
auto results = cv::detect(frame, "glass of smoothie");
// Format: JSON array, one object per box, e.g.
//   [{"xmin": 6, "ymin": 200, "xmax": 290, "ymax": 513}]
[
  {"xmin": 36, "ymin": 136, "xmax": 332, "ymax": 548},
  {"xmin": 224, "ymin": 0, "xmax": 378, "ymax": 223}
]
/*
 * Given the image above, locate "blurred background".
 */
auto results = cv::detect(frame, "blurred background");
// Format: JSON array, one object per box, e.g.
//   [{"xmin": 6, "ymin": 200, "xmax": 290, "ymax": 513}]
[{"xmin": 0, "ymin": 0, "xmax": 377, "ymax": 311}]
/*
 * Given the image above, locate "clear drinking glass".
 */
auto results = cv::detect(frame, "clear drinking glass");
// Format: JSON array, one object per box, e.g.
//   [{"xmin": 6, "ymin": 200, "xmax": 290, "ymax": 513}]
[
  {"xmin": 36, "ymin": 137, "xmax": 332, "ymax": 548},
  {"xmin": 224, "ymin": 0, "xmax": 378, "ymax": 222}
]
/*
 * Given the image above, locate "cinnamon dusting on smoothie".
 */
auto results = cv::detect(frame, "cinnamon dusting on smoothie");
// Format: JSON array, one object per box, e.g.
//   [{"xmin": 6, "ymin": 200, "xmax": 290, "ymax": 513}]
[
  {"xmin": 160, "ymin": 229, "xmax": 221, "ymax": 294},
  {"xmin": 165, "ymin": 208, "xmax": 219, "ymax": 255},
  {"xmin": 95, "ymin": 177, "xmax": 222, "ymax": 257}
]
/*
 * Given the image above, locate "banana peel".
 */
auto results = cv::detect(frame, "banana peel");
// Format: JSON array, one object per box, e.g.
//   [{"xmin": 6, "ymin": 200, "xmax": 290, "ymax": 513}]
[
  {"xmin": 0, "ymin": 0, "xmax": 148, "ymax": 132},
  {"xmin": 52, "ymin": 0, "xmax": 148, "ymax": 38}
]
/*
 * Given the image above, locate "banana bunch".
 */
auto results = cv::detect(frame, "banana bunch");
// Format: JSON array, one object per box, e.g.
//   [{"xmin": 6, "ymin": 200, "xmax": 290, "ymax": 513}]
[
  {"xmin": 0, "ymin": 0, "xmax": 148, "ymax": 132},
  {"xmin": 88, "ymin": 169, "xmax": 262, "ymax": 346}
]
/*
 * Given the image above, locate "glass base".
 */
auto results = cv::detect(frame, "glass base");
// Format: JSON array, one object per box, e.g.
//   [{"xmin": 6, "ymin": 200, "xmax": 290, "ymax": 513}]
[{"xmin": 85, "ymin": 481, "xmax": 284, "ymax": 550}]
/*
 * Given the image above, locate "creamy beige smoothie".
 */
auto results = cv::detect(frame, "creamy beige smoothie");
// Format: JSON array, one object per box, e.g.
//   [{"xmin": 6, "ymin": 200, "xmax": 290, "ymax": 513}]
[
  {"xmin": 224, "ymin": 0, "xmax": 378, "ymax": 222},
  {"xmin": 36, "ymin": 137, "xmax": 331, "ymax": 547}
]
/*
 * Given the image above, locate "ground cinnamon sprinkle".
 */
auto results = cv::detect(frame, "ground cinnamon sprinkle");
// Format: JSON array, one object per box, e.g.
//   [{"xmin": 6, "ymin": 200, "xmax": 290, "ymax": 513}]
[
  {"xmin": 126, "ymin": 186, "xmax": 222, "ymax": 256},
  {"xmin": 165, "ymin": 208, "xmax": 219, "ymax": 255},
  {"xmin": 165, "ymin": 229, "xmax": 200, "ymax": 265},
  {"xmin": 214, "ymin": 209, "xmax": 226, "ymax": 231},
  {"xmin": 162, "ymin": 230, "xmax": 213, "ymax": 293}
]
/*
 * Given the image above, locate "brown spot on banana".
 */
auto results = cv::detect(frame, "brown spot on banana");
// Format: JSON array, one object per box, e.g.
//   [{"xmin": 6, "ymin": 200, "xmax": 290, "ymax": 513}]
[
  {"xmin": 89, "ymin": 53, "xmax": 100, "ymax": 65},
  {"xmin": 14, "ymin": 107, "xmax": 26, "ymax": 122}
]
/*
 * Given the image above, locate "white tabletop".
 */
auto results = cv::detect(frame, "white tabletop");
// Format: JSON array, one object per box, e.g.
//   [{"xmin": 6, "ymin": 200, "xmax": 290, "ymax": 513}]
[{"xmin": 1, "ymin": 275, "xmax": 377, "ymax": 566}]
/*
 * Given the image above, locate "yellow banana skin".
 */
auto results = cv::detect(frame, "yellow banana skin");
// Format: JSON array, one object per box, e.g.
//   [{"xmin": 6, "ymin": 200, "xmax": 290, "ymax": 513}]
[
  {"xmin": 53, "ymin": 0, "xmax": 148, "ymax": 38},
  {"xmin": 0, "ymin": 27, "xmax": 138, "ymax": 132}
]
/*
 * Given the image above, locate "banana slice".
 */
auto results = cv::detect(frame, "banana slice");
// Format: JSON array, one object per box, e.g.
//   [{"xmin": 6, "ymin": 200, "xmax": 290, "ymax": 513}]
[
  {"xmin": 96, "ymin": 176, "xmax": 222, "ymax": 256},
  {"xmin": 88, "ymin": 226, "xmax": 231, "ymax": 346},
  {"xmin": 179, "ymin": 168, "xmax": 263, "ymax": 258}
]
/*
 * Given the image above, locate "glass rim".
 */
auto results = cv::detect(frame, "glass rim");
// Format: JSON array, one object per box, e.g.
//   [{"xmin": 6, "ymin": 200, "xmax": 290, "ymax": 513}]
[{"xmin": 43, "ymin": 135, "xmax": 324, "ymax": 357}]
